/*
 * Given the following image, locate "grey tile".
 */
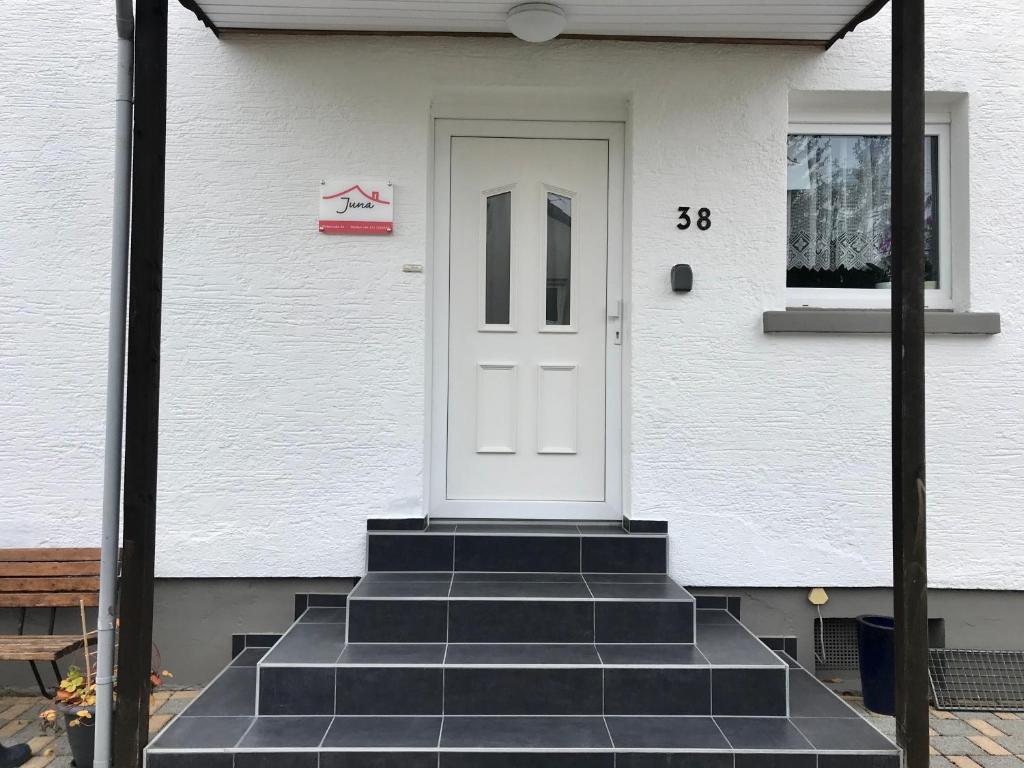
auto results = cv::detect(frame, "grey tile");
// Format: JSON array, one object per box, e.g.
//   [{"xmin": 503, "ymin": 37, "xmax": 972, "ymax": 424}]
[
  {"xmin": 187, "ymin": 667, "xmax": 257, "ymax": 716},
  {"xmin": 605, "ymin": 716, "xmax": 728, "ymax": 749},
  {"xmin": 817, "ymin": 758, "xmax": 901, "ymax": 768},
  {"xmin": 336, "ymin": 667, "xmax": 443, "ymax": 715},
  {"xmin": 338, "ymin": 643, "xmax": 446, "ymax": 665},
  {"xmin": 714, "ymin": 717, "xmax": 814, "ymax": 750},
  {"xmin": 597, "ymin": 644, "xmax": 707, "ymax": 666},
  {"xmin": 787, "ymin": 667, "xmax": 859, "ymax": 718},
  {"xmin": 694, "ymin": 596, "xmax": 729, "ymax": 610},
  {"xmin": 929, "ymin": 759, "xmax": 956, "ymax": 768},
  {"xmin": 596, "ymin": 601, "xmax": 693, "ymax": 643},
  {"xmin": 148, "ymin": 715, "xmax": 253, "ymax": 749},
  {"xmin": 696, "ymin": 620, "xmax": 783, "ymax": 666},
  {"xmin": 695, "ymin": 610, "xmax": 737, "ymax": 625},
  {"xmin": 322, "ymin": 716, "xmax": 442, "ymax": 748},
  {"xmin": 444, "ymin": 643, "xmax": 601, "ymax": 665},
  {"xmin": 791, "ymin": 717, "xmax": 898, "ymax": 751},
  {"xmin": 353, "ymin": 581, "xmax": 453, "ymax": 599},
  {"xmin": 605, "ymin": 668, "xmax": 710, "ymax": 715},
  {"xmin": 454, "ymin": 535, "xmax": 581, "ymax": 572},
  {"xmin": 368, "ymin": 534, "xmax": 454, "ymax": 571},
  {"xmin": 361, "ymin": 572, "xmax": 453, "ymax": 583},
  {"xmin": 586, "ymin": 581, "xmax": 692, "ymax": 600},
  {"xmin": 231, "ymin": 648, "xmax": 269, "ymax": 667},
  {"xmin": 454, "ymin": 523, "xmax": 582, "ymax": 535},
  {"xmin": 235, "ymin": 753, "xmax": 318, "ymax": 768},
  {"xmin": 581, "ymin": 536, "xmax": 666, "ymax": 573},
  {"xmin": 440, "ymin": 716, "xmax": 612, "ymax": 749},
  {"xmin": 449, "ymin": 580, "xmax": 591, "ymax": 599},
  {"xmin": 454, "ymin": 572, "xmax": 584, "ymax": 583},
  {"xmin": 444, "ymin": 667, "xmax": 603, "ymax": 715},
  {"xmin": 576, "ymin": 524, "xmax": 629, "ymax": 536},
  {"xmin": 348, "ymin": 599, "xmax": 448, "ymax": 643},
  {"xmin": 442, "ymin": 754, "xmax": 613, "ymax": 768},
  {"xmin": 258, "ymin": 666, "xmax": 335, "ymax": 715},
  {"xmin": 148, "ymin": 755, "xmax": 234, "ymax": 768},
  {"xmin": 448, "ymin": 599, "xmax": 593, "ymax": 643},
  {"xmin": 262, "ymin": 622, "xmax": 347, "ymax": 664},
  {"xmin": 322, "ymin": 753, "xmax": 438, "ymax": 768},
  {"xmin": 712, "ymin": 668, "xmax": 787, "ymax": 717},
  {"xmin": 299, "ymin": 607, "xmax": 349, "ymax": 623},
  {"xmin": 616, "ymin": 755, "xmax": 732, "ymax": 768},
  {"xmin": 585, "ymin": 574, "xmax": 675, "ymax": 584},
  {"xmin": 734, "ymin": 756, "xmax": 816, "ymax": 768},
  {"xmin": 238, "ymin": 716, "xmax": 332, "ymax": 747}
]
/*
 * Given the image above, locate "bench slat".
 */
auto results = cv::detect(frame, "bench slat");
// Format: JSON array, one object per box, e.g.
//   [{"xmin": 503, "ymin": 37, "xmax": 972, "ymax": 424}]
[
  {"xmin": 0, "ymin": 635, "xmax": 96, "ymax": 661},
  {"xmin": 0, "ymin": 593, "xmax": 100, "ymax": 608},
  {"xmin": 0, "ymin": 549, "xmax": 101, "ymax": 563},
  {"xmin": 0, "ymin": 562, "xmax": 101, "ymax": 577},
  {"xmin": 0, "ymin": 577, "xmax": 100, "ymax": 593}
]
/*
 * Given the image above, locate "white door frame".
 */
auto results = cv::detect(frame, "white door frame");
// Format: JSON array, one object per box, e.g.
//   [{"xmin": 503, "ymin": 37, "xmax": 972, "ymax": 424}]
[{"xmin": 429, "ymin": 119, "xmax": 626, "ymax": 520}]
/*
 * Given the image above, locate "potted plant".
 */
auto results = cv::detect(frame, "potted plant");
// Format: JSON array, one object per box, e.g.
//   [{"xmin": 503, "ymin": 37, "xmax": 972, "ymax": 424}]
[{"xmin": 39, "ymin": 604, "xmax": 171, "ymax": 768}]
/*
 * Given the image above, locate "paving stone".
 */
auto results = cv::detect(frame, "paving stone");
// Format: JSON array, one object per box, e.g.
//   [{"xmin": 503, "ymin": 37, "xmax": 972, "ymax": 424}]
[
  {"xmin": 993, "ymin": 721, "xmax": 1024, "ymax": 737},
  {"xmin": 996, "ymin": 736, "xmax": 1024, "ymax": 754},
  {"xmin": 934, "ymin": 736, "xmax": 987, "ymax": 755},
  {"xmin": 971, "ymin": 735, "xmax": 1013, "ymax": 756},
  {"xmin": 931, "ymin": 759, "xmax": 956, "ymax": 768},
  {"xmin": 935, "ymin": 719, "xmax": 987, "ymax": 736},
  {"xmin": 157, "ymin": 694, "xmax": 196, "ymax": 714},
  {"xmin": 949, "ymin": 758, "xmax": 985, "ymax": 768},
  {"xmin": 974, "ymin": 757, "xmax": 1024, "ymax": 768},
  {"xmin": 970, "ymin": 720, "xmax": 1010, "ymax": 740}
]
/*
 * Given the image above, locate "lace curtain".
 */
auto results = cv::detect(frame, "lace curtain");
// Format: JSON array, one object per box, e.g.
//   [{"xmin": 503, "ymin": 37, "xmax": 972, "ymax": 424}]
[{"xmin": 787, "ymin": 135, "xmax": 893, "ymax": 273}]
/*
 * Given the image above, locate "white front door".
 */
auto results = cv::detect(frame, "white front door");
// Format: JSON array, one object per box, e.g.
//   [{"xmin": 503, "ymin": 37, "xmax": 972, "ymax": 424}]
[{"xmin": 432, "ymin": 122, "xmax": 623, "ymax": 519}]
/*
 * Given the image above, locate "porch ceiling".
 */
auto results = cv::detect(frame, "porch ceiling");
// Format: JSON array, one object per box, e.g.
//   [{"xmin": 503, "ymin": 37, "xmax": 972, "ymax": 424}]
[{"xmin": 180, "ymin": 0, "xmax": 889, "ymax": 48}]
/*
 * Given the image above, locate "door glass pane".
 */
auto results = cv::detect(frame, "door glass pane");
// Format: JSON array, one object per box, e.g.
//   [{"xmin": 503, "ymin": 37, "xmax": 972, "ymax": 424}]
[
  {"xmin": 485, "ymin": 192, "xmax": 512, "ymax": 325},
  {"xmin": 546, "ymin": 192, "xmax": 572, "ymax": 325},
  {"xmin": 786, "ymin": 134, "xmax": 941, "ymax": 289}
]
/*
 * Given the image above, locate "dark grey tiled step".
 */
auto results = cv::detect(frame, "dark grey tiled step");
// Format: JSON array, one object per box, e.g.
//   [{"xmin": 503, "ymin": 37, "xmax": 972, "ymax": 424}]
[
  {"xmin": 346, "ymin": 572, "xmax": 694, "ymax": 644},
  {"xmin": 367, "ymin": 527, "xmax": 667, "ymax": 573},
  {"xmin": 149, "ymin": 715, "xmax": 897, "ymax": 768}
]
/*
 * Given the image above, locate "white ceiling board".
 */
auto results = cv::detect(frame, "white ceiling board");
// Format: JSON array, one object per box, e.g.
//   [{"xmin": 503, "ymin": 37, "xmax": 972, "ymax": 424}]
[{"xmin": 187, "ymin": 0, "xmax": 886, "ymax": 44}]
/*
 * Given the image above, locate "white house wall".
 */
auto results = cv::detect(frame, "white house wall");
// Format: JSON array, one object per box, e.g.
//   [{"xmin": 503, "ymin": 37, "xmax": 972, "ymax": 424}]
[{"xmin": 1, "ymin": 0, "xmax": 1022, "ymax": 588}]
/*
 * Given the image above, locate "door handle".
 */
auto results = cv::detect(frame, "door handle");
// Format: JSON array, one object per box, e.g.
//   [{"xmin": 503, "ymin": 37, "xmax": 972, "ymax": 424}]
[{"xmin": 609, "ymin": 299, "xmax": 623, "ymax": 345}]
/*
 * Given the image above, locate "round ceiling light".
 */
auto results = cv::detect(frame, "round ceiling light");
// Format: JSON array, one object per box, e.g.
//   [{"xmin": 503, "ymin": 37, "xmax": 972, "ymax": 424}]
[{"xmin": 507, "ymin": 2, "xmax": 567, "ymax": 43}]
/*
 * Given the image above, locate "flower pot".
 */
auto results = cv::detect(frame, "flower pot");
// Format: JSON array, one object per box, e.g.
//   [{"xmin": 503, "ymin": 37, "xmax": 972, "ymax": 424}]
[
  {"xmin": 57, "ymin": 704, "xmax": 95, "ymax": 768},
  {"xmin": 857, "ymin": 615, "xmax": 896, "ymax": 715}
]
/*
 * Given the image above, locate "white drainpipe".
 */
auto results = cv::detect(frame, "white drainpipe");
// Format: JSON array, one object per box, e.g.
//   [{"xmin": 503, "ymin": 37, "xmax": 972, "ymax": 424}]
[{"xmin": 94, "ymin": 3, "xmax": 134, "ymax": 767}]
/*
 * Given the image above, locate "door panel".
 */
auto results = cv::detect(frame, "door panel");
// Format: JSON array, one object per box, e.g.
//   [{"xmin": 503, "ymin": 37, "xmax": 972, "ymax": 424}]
[{"xmin": 446, "ymin": 137, "xmax": 609, "ymax": 503}]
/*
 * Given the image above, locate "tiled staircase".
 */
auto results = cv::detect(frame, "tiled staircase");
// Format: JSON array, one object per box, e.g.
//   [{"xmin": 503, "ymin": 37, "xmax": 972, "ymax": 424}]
[{"xmin": 147, "ymin": 521, "xmax": 899, "ymax": 768}]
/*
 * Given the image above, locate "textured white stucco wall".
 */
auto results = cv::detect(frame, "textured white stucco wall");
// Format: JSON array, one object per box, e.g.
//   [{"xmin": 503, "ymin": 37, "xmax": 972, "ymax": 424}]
[{"xmin": 1, "ymin": 1, "xmax": 1021, "ymax": 587}]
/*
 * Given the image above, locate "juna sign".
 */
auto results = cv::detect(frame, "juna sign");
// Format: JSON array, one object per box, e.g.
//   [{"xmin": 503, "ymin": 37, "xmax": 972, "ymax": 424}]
[{"xmin": 319, "ymin": 179, "xmax": 394, "ymax": 234}]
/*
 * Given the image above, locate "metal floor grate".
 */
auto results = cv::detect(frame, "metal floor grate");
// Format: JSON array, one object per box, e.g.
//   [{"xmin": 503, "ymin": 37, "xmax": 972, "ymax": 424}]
[
  {"xmin": 929, "ymin": 649, "xmax": 1024, "ymax": 711},
  {"xmin": 815, "ymin": 617, "xmax": 860, "ymax": 670}
]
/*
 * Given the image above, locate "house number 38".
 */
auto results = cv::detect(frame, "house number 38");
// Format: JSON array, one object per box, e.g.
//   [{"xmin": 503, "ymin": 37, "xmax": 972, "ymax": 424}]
[{"xmin": 677, "ymin": 207, "xmax": 712, "ymax": 231}]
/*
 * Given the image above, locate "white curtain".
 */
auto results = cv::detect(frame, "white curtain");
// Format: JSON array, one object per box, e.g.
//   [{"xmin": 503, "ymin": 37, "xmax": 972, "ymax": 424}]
[{"xmin": 787, "ymin": 135, "xmax": 893, "ymax": 273}]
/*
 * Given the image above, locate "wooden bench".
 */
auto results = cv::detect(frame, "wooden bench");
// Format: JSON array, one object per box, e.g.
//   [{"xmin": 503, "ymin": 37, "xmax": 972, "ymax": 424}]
[{"xmin": 0, "ymin": 548, "xmax": 102, "ymax": 695}]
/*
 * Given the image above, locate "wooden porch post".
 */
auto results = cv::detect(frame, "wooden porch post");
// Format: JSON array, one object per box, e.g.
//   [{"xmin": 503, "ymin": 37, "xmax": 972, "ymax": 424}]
[
  {"xmin": 114, "ymin": 0, "xmax": 168, "ymax": 765},
  {"xmin": 891, "ymin": 0, "xmax": 930, "ymax": 766}
]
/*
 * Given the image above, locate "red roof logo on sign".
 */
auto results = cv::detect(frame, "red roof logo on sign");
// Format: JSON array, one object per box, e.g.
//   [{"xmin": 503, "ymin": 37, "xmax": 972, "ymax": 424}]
[{"xmin": 321, "ymin": 185, "xmax": 391, "ymax": 205}]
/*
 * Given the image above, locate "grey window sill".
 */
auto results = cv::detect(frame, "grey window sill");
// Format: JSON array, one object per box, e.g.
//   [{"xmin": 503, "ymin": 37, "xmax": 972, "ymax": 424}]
[{"xmin": 763, "ymin": 309, "xmax": 1001, "ymax": 335}]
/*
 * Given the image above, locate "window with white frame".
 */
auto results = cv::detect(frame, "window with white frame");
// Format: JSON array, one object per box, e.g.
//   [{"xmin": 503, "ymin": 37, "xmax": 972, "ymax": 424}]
[{"xmin": 786, "ymin": 121, "xmax": 952, "ymax": 309}]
